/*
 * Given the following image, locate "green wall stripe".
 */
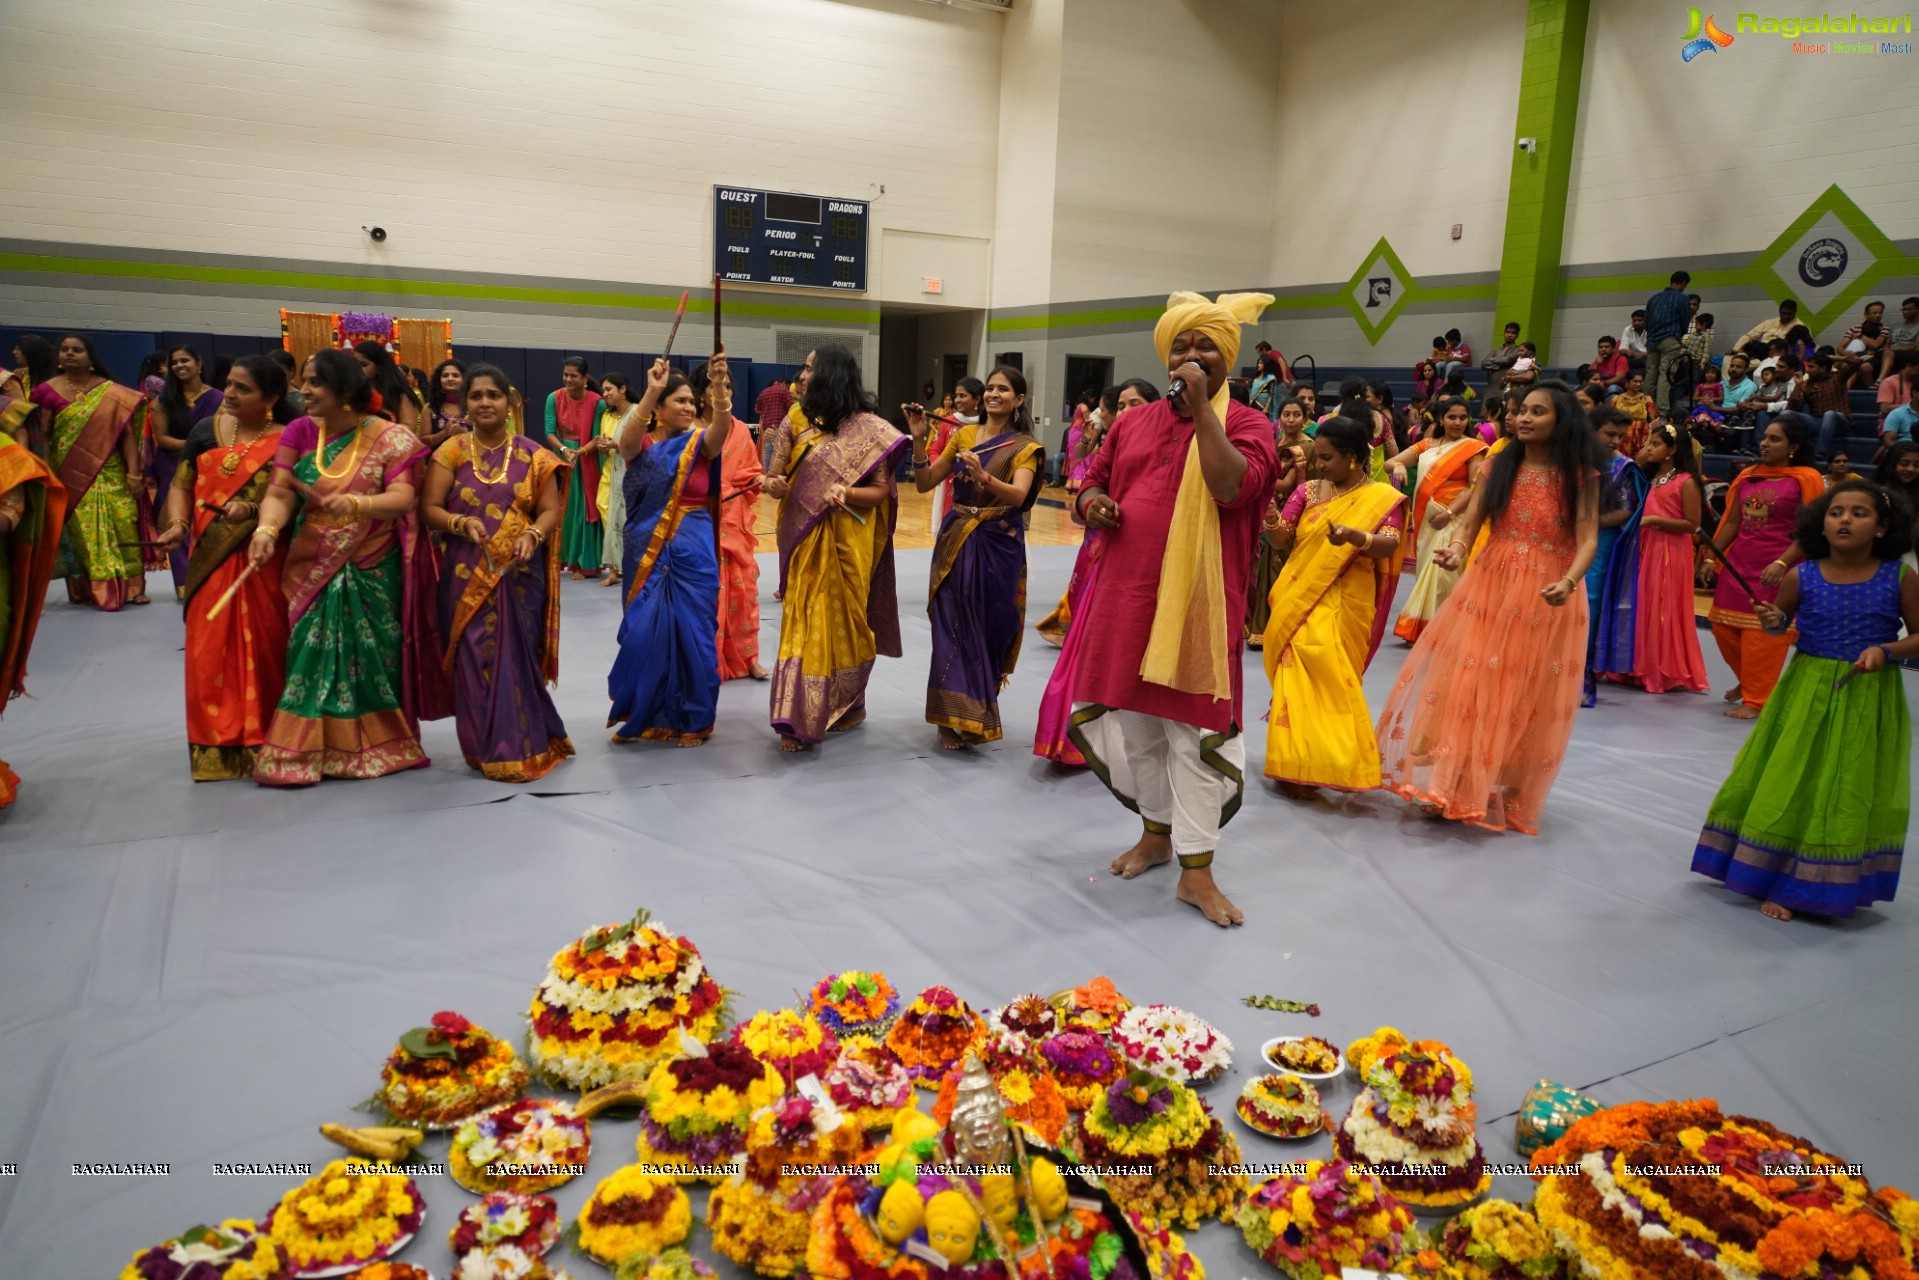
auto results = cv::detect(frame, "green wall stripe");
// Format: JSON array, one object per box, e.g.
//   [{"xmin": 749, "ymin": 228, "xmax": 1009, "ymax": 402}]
[{"xmin": 0, "ymin": 252, "xmax": 881, "ymax": 326}]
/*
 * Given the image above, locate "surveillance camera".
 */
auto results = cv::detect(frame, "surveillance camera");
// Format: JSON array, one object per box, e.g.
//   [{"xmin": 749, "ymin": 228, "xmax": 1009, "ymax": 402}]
[
  {"xmin": 1516, "ymin": 137, "xmax": 1538, "ymax": 154},
  {"xmin": 364, "ymin": 225, "xmax": 388, "ymax": 242}
]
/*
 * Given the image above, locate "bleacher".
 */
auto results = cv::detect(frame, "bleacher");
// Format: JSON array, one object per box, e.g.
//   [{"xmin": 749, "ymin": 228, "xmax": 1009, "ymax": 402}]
[{"xmin": 1289, "ymin": 362, "xmax": 1887, "ymax": 479}]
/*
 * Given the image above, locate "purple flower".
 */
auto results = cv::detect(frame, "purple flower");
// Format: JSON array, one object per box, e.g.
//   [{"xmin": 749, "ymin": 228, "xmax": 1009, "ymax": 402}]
[{"xmin": 1103, "ymin": 1075, "xmax": 1170, "ymax": 1128}]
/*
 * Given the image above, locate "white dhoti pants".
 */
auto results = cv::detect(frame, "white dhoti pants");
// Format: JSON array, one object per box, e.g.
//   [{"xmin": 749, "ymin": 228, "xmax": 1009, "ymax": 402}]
[{"xmin": 1068, "ymin": 705, "xmax": 1244, "ymax": 867}]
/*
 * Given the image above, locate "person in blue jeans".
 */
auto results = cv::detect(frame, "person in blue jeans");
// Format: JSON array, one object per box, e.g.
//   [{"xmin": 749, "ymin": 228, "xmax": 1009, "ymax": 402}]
[
  {"xmin": 1643, "ymin": 269, "xmax": 1694, "ymax": 417},
  {"xmin": 1792, "ymin": 351, "xmax": 1857, "ymax": 458}
]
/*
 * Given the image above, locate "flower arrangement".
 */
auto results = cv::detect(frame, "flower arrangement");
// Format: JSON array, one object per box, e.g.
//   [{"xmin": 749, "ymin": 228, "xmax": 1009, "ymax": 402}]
[
  {"xmin": 1530, "ymin": 1098, "xmax": 1915, "ymax": 1280},
  {"xmin": 1050, "ymin": 975, "xmax": 1132, "ymax": 1032},
  {"xmin": 990, "ymin": 992, "xmax": 1059, "ymax": 1040},
  {"xmin": 119, "ymin": 1220, "xmax": 286, "ymax": 1280},
  {"xmin": 732, "ymin": 1008, "xmax": 840, "ymax": 1085},
  {"xmin": 449, "ymin": 1191, "xmax": 561, "ymax": 1260},
  {"xmin": 1265, "ymin": 1036, "xmax": 1341, "ymax": 1076},
  {"xmin": 613, "ymin": 1247, "xmax": 716, "ymax": 1280},
  {"xmin": 707, "ymin": 1179, "xmax": 813, "ymax": 1278},
  {"xmin": 1234, "ymin": 1159, "xmax": 1416, "ymax": 1278},
  {"xmin": 526, "ymin": 909, "xmax": 728, "ymax": 1091},
  {"xmin": 807, "ymin": 970, "xmax": 901, "ymax": 1041},
  {"xmin": 339, "ymin": 1266, "xmax": 431, "ymax": 1280},
  {"xmin": 453, "ymin": 1249, "xmax": 562, "ymax": 1280},
  {"xmin": 449, "ymin": 1098, "xmax": 591, "ymax": 1195},
  {"xmin": 1126, "ymin": 1210, "xmax": 1207, "ymax": 1280},
  {"xmin": 1111, "ymin": 1004, "xmax": 1233, "ymax": 1084},
  {"xmin": 375, "ymin": 1010, "xmax": 529, "ymax": 1128},
  {"xmin": 1073, "ymin": 1071, "xmax": 1247, "ymax": 1228},
  {"xmin": 1237, "ymin": 1073, "xmax": 1326, "ymax": 1140},
  {"xmin": 635, "ymin": 1038, "xmax": 783, "ymax": 1180},
  {"xmin": 883, "ymin": 986, "xmax": 985, "ymax": 1088},
  {"xmin": 822, "ymin": 1039, "xmax": 914, "ymax": 1135},
  {"xmin": 263, "ymin": 1160, "xmax": 424, "ymax": 1275},
  {"xmin": 1345, "ymin": 1026, "xmax": 1411, "ymax": 1080},
  {"xmin": 576, "ymin": 1166, "xmax": 694, "ymax": 1264},
  {"xmin": 710, "ymin": 1091, "xmax": 865, "ymax": 1276},
  {"xmin": 1039, "ymin": 1028, "xmax": 1122, "ymax": 1111},
  {"xmin": 930, "ymin": 1030, "xmax": 1069, "ymax": 1145},
  {"xmin": 1434, "ymin": 1200, "xmax": 1566, "ymax": 1280},
  {"xmin": 339, "ymin": 312, "xmax": 395, "ymax": 348},
  {"xmin": 1336, "ymin": 1043, "xmax": 1488, "ymax": 1209}
]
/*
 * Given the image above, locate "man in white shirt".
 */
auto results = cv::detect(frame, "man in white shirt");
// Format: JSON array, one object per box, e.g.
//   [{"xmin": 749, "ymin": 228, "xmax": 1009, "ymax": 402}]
[{"xmin": 1619, "ymin": 310, "xmax": 1649, "ymax": 374}]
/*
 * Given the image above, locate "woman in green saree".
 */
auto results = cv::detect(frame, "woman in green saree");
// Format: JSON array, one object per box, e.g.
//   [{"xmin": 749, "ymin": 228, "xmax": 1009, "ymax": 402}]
[
  {"xmin": 29, "ymin": 336, "xmax": 147, "ymax": 609},
  {"xmin": 247, "ymin": 349, "xmax": 450, "ymax": 786}
]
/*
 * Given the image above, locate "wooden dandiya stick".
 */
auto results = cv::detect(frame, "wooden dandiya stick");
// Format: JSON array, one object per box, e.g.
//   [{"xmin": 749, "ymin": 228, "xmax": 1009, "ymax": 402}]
[
  {"xmin": 712, "ymin": 273, "xmax": 724, "ymax": 353},
  {"xmin": 204, "ymin": 561, "xmax": 257, "ymax": 620},
  {"xmin": 1690, "ymin": 527, "xmax": 1761, "ymax": 599},
  {"xmin": 119, "ymin": 539, "xmax": 176, "ymax": 549},
  {"xmin": 660, "ymin": 290, "xmax": 691, "ymax": 359},
  {"xmin": 1009, "ymin": 1125, "xmax": 1059, "ymax": 1279}
]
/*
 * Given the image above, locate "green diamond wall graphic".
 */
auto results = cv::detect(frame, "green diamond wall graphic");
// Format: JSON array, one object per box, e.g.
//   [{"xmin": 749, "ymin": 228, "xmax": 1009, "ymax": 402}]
[
  {"xmin": 1344, "ymin": 238, "xmax": 1413, "ymax": 345},
  {"xmin": 1757, "ymin": 186, "xmax": 1898, "ymax": 332}
]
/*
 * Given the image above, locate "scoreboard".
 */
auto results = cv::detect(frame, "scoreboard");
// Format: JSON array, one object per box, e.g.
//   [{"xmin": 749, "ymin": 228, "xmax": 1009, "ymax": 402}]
[{"xmin": 713, "ymin": 186, "xmax": 869, "ymax": 292}]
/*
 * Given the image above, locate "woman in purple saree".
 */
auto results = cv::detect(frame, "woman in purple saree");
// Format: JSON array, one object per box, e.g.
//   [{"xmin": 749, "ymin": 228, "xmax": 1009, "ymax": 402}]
[
  {"xmin": 422, "ymin": 364, "xmax": 574, "ymax": 782},
  {"xmin": 906, "ymin": 365, "xmax": 1043, "ymax": 748}
]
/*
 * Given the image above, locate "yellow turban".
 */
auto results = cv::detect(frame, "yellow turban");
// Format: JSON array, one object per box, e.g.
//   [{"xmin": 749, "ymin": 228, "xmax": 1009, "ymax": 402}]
[
  {"xmin": 1139, "ymin": 290, "xmax": 1273, "ymax": 704},
  {"xmin": 1151, "ymin": 290, "xmax": 1275, "ymax": 374}
]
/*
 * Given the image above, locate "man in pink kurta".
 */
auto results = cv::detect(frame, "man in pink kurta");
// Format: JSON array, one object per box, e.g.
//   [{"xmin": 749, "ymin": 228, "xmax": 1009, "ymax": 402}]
[{"xmin": 1067, "ymin": 291, "xmax": 1278, "ymax": 927}]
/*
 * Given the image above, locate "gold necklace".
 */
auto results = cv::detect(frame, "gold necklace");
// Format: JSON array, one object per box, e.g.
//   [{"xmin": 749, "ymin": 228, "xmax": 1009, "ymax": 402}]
[
  {"xmin": 315, "ymin": 417, "xmax": 371, "ymax": 479},
  {"xmin": 219, "ymin": 418, "xmax": 267, "ymax": 475},
  {"xmin": 469, "ymin": 429, "xmax": 512, "ymax": 484}
]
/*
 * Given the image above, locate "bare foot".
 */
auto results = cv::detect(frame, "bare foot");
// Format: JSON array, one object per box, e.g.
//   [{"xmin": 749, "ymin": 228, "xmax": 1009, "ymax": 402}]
[
  {"xmin": 748, "ymin": 661, "xmax": 769, "ymax": 681},
  {"xmin": 675, "ymin": 734, "xmax": 706, "ymax": 748},
  {"xmin": 937, "ymin": 727, "xmax": 969, "ymax": 751},
  {"xmin": 777, "ymin": 735, "xmax": 811, "ymax": 753},
  {"xmin": 1176, "ymin": 867, "xmax": 1244, "ymax": 927},
  {"xmin": 129, "ymin": 594, "xmax": 151, "ymax": 606},
  {"xmin": 1760, "ymin": 901, "xmax": 1793, "ymax": 921},
  {"xmin": 1276, "ymin": 781, "xmax": 1316, "ymax": 801},
  {"xmin": 569, "ymin": 569, "xmax": 585, "ymax": 580},
  {"xmin": 827, "ymin": 707, "xmax": 866, "ymax": 734},
  {"xmin": 599, "ymin": 573, "xmax": 621, "ymax": 588},
  {"xmin": 1722, "ymin": 684, "xmax": 1743, "ymax": 702},
  {"xmin": 1109, "ymin": 830, "xmax": 1172, "ymax": 879},
  {"xmin": 1724, "ymin": 705, "xmax": 1760, "ymax": 719}
]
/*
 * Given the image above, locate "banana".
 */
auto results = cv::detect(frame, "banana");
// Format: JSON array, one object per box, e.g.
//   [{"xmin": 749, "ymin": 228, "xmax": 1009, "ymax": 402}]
[
  {"xmin": 320, "ymin": 1122, "xmax": 422, "ymax": 1162},
  {"xmin": 575, "ymin": 1079, "xmax": 649, "ymax": 1120}
]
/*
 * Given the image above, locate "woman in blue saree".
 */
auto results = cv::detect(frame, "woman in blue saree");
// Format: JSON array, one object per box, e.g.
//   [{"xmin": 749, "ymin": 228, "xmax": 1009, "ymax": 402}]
[
  {"xmin": 906, "ymin": 365, "xmax": 1043, "ymax": 748},
  {"xmin": 1591, "ymin": 413, "xmax": 1653, "ymax": 692},
  {"xmin": 606, "ymin": 353, "xmax": 737, "ymax": 746}
]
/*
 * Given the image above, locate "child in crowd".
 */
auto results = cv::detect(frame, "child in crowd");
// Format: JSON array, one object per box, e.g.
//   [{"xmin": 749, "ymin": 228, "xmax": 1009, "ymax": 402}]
[
  {"xmin": 1438, "ymin": 371, "xmax": 1475, "ymax": 403},
  {"xmin": 1692, "ymin": 479, "xmax": 1916, "ymax": 920},
  {"xmin": 1688, "ymin": 362, "xmax": 1726, "ymax": 446},
  {"xmin": 1681, "ymin": 312, "xmax": 1716, "ymax": 382},
  {"xmin": 1751, "ymin": 362, "xmax": 1792, "ymax": 427},
  {"xmin": 1630, "ymin": 422, "xmax": 1710, "ymax": 695},
  {"xmin": 1405, "ymin": 393, "xmax": 1433, "ymax": 441},
  {"xmin": 1584, "ymin": 406, "xmax": 1641, "ymax": 705},
  {"xmin": 1503, "ymin": 342, "xmax": 1540, "ymax": 389},
  {"xmin": 1613, "ymin": 370, "xmax": 1656, "ymax": 457},
  {"xmin": 1826, "ymin": 451, "xmax": 1861, "ymax": 489}
]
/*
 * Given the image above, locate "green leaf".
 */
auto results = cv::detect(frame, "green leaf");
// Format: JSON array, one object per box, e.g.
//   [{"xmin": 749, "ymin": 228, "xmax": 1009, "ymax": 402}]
[
  {"xmin": 1242, "ymin": 994, "xmax": 1322, "ymax": 1016},
  {"xmin": 854, "ymin": 975, "xmax": 878, "ymax": 998},
  {"xmin": 829, "ymin": 977, "xmax": 851, "ymax": 1002},
  {"xmin": 1089, "ymin": 1231, "xmax": 1122, "ymax": 1280},
  {"xmin": 398, "ymin": 1027, "xmax": 458, "ymax": 1060},
  {"xmin": 178, "ymin": 1224, "xmax": 237, "ymax": 1249}
]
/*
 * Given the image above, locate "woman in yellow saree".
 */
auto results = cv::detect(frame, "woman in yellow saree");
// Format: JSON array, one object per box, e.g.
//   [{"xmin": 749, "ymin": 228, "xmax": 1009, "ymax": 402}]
[
  {"xmin": 762, "ymin": 344, "xmax": 907, "ymax": 752},
  {"xmin": 1261, "ymin": 416, "xmax": 1406, "ymax": 795},
  {"xmin": 1383, "ymin": 395, "xmax": 1485, "ymax": 643}
]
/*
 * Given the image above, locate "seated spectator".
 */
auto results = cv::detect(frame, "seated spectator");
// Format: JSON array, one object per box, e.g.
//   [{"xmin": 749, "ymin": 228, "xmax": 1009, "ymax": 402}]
[
  {"xmin": 1619, "ymin": 310, "xmax": 1650, "ymax": 371},
  {"xmin": 1752, "ymin": 337, "xmax": 1790, "ymax": 380},
  {"xmin": 1480, "ymin": 321, "xmax": 1522, "ymax": 388},
  {"xmin": 1842, "ymin": 319, "xmax": 1885, "ymax": 389},
  {"xmin": 1734, "ymin": 299, "xmax": 1799, "ymax": 357},
  {"xmin": 1787, "ymin": 350, "xmax": 1855, "ymax": 458},
  {"xmin": 1411, "ymin": 359, "xmax": 1439, "ymax": 400},
  {"xmin": 1438, "ymin": 370, "xmax": 1476, "ymax": 402},
  {"xmin": 1574, "ymin": 382, "xmax": 1607, "ymax": 415},
  {"xmin": 1581, "ymin": 335, "xmax": 1630, "ymax": 393},
  {"xmin": 1720, "ymin": 352, "xmax": 1761, "ymax": 451},
  {"xmin": 1783, "ymin": 324, "xmax": 1816, "ymax": 362},
  {"xmin": 1824, "ymin": 451, "xmax": 1862, "ymax": 489},
  {"xmin": 1885, "ymin": 297, "xmax": 1919, "ymax": 380},
  {"xmin": 1502, "ymin": 342, "xmax": 1540, "ymax": 390},
  {"xmin": 1681, "ymin": 312, "xmax": 1716, "ymax": 383},
  {"xmin": 1883, "ymin": 377, "xmax": 1919, "ymax": 447},
  {"xmin": 1445, "ymin": 328, "xmax": 1471, "ymax": 370},
  {"xmin": 1613, "ymin": 370, "xmax": 1656, "ymax": 456},
  {"xmin": 1406, "ymin": 393, "xmax": 1434, "ymax": 440},
  {"xmin": 1688, "ymin": 363, "xmax": 1726, "ymax": 446},
  {"xmin": 1841, "ymin": 300, "xmax": 1888, "ymax": 367},
  {"xmin": 1750, "ymin": 362, "xmax": 1793, "ymax": 434}
]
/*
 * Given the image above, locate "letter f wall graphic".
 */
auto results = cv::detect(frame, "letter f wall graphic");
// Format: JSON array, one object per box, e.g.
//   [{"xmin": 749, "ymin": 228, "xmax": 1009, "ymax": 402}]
[{"xmin": 1682, "ymin": 8, "xmax": 1734, "ymax": 61}]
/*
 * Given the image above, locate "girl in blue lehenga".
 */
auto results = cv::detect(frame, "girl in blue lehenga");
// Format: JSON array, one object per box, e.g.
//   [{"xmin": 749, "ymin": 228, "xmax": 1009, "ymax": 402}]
[
  {"xmin": 606, "ymin": 354, "xmax": 738, "ymax": 746},
  {"xmin": 1591, "ymin": 413, "xmax": 1653, "ymax": 695}
]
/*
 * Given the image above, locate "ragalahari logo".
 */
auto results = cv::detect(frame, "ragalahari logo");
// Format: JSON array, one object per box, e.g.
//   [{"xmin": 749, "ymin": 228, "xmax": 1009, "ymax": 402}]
[{"xmin": 1682, "ymin": 8, "xmax": 1735, "ymax": 59}]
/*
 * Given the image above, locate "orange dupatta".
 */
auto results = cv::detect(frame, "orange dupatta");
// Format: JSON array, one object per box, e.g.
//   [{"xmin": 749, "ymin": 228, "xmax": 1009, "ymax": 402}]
[{"xmin": 0, "ymin": 426, "xmax": 67, "ymax": 700}]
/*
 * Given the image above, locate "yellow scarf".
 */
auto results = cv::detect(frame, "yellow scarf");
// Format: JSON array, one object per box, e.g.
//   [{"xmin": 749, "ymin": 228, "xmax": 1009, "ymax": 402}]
[{"xmin": 1139, "ymin": 289, "xmax": 1274, "ymax": 701}]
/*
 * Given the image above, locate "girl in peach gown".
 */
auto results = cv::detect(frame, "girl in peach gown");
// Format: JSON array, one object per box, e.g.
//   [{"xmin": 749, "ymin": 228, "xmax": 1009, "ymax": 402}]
[
  {"xmin": 1376, "ymin": 381, "xmax": 1602, "ymax": 835},
  {"xmin": 1630, "ymin": 421, "xmax": 1710, "ymax": 695}
]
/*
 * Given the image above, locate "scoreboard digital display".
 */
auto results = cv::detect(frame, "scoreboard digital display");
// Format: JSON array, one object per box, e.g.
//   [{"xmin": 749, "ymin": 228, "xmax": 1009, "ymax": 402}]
[{"xmin": 714, "ymin": 186, "xmax": 868, "ymax": 292}]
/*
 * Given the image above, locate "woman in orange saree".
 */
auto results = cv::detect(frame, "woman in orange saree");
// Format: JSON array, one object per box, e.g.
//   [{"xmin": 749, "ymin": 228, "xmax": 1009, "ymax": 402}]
[
  {"xmin": 158, "ymin": 357, "xmax": 293, "ymax": 780},
  {"xmin": 247, "ymin": 350, "xmax": 450, "ymax": 786},
  {"xmin": 1384, "ymin": 396, "xmax": 1486, "ymax": 643},
  {"xmin": 31, "ymin": 335, "xmax": 147, "ymax": 609},
  {"xmin": 693, "ymin": 361, "xmax": 766, "ymax": 681},
  {"xmin": 0, "ymin": 392, "xmax": 68, "ymax": 807}
]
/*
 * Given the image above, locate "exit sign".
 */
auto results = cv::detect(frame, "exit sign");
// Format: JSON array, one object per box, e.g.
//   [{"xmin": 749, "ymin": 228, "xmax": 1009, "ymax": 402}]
[{"xmin": 922, "ymin": 277, "xmax": 944, "ymax": 295}]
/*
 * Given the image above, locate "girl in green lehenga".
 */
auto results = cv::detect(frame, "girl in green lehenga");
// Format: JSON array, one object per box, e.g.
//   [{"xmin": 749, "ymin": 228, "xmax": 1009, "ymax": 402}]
[{"xmin": 247, "ymin": 350, "xmax": 450, "ymax": 786}]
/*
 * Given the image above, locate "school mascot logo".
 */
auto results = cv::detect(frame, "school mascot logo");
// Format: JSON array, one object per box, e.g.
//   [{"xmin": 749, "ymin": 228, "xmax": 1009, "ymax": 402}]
[
  {"xmin": 1681, "ymin": 8, "xmax": 1734, "ymax": 60},
  {"xmin": 1797, "ymin": 238, "xmax": 1849, "ymax": 288},
  {"xmin": 1365, "ymin": 278, "xmax": 1393, "ymax": 309}
]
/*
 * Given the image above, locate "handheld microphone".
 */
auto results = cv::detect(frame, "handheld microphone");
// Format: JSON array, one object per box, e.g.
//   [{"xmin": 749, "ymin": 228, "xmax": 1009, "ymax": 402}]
[{"xmin": 1167, "ymin": 375, "xmax": 1185, "ymax": 403}]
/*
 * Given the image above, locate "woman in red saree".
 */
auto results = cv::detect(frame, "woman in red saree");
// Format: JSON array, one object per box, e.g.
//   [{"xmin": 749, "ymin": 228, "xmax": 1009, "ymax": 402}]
[
  {"xmin": 31, "ymin": 336, "xmax": 147, "ymax": 609},
  {"xmin": 247, "ymin": 350, "xmax": 450, "ymax": 786},
  {"xmin": 692, "ymin": 361, "xmax": 766, "ymax": 681},
  {"xmin": 1383, "ymin": 396, "xmax": 1486, "ymax": 643},
  {"xmin": 157, "ymin": 356, "xmax": 293, "ymax": 780},
  {"xmin": 0, "ymin": 393, "xmax": 68, "ymax": 807}
]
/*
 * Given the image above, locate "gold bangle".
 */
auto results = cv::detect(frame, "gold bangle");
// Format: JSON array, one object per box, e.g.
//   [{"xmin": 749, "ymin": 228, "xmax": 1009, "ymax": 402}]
[
  {"xmin": 527, "ymin": 526, "xmax": 546, "ymax": 544},
  {"xmin": 255, "ymin": 525, "xmax": 281, "ymax": 539}
]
